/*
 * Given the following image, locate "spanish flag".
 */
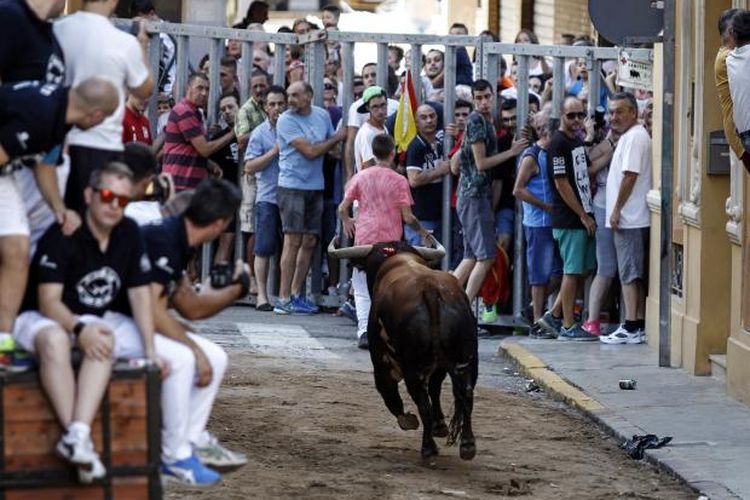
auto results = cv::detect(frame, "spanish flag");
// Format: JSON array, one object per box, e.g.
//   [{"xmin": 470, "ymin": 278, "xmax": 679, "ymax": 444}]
[{"xmin": 394, "ymin": 69, "xmax": 418, "ymax": 152}]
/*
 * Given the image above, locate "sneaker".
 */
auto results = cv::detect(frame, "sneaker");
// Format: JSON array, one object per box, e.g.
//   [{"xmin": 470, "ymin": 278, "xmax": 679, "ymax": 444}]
[
  {"xmin": 537, "ymin": 311, "xmax": 562, "ymax": 338},
  {"xmin": 529, "ymin": 323, "xmax": 554, "ymax": 340},
  {"xmin": 357, "ymin": 332, "xmax": 369, "ymax": 350},
  {"xmin": 297, "ymin": 295, "xmax": 320, "ymax": 314},
  {"xmin": 600, "ymin": 325, "xmax": 645, "ymax": 345},
  {"xmin": 161, "ymin": 454, "xmax": 221, "ymax": 486},
  {"xmin": 273, "ymin": 298, "xmax": 293, "ymax": 315},
  {"xmin": 338, "ymin": 300, "xmax": 357, "ymax": 324},
  {"xmin": 256, "ymin": 302, "xmax": 274, "ymax": 312},
  {"xmin": 290, "ymin": 295, "xmax": 316, "ymax": 314},
  {"xmin": 194, "ymin": 435, "xmax": 247, "ymax": 467},
  {"xmin": 558, "ymin": 324, "xmax": 599, "ymax": 341},
  {"xmin": 481, "ymin": 303, "xmax": 498, "ymax": 323},
  {"xmin": 77, "ymin": 455, "xmax": 106, "ymax": 484},
  {"xmin": 582, "ymin": 319, "xmax": 602, "ymax": 336},
  {"xmin": 56, "ymin": 430, "xmax": 97, "ymax": 466}
]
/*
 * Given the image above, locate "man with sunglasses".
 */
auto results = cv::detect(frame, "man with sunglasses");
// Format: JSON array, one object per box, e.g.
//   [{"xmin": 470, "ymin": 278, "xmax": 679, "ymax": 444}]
[
  {"xmin": 12, "ymin": 163, "xmax": 156, "ymax": 483},
  {"xmin": 538, "ymin": 96, "xmax": 612, "ymax": 340}
]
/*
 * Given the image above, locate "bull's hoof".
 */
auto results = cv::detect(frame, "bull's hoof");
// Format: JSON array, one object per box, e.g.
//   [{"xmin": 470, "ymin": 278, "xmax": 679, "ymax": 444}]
[
  {"xmin": 432, "ymin": 420, "xmax": 449, "ymax": 438},
  {"xmin": 459, "ymin": 442, "xmax": 476, "ymax": 460},
  {"xmin": 397, "ymin": 413, "xmax": 419, "ymax": 430},
  {"xmin": 421, "ymin": 444, "xmax": 439, "ymax": 459}
]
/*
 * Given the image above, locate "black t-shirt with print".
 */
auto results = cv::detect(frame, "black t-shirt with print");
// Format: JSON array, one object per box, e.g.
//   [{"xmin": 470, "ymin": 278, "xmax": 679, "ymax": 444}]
[
  {"xmin": 141, "ymin": 215, "xmax": 193, "ymax": 295},
  {"xmin": 405, "ymin": 130, "xmax": 445, "ymax": 221},
  {"xmin": 209, "ymin": 126, "xmax": 239, "ymax": 185},
  {"xmin": 0, "ymin": 0, "xmax": 65, "ymax": 85},
  {"xmin": 27, "ymin": 217, "xmax": 152, "ymax": 316},
  {"xmin": 547, "ymin": 129, "xmax": 593, "ymax": 229}
]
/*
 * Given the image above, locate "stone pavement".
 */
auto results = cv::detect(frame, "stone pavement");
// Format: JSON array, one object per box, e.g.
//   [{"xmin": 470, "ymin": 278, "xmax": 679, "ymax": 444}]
[{"xmin": 500, "ymin": 337, "xmax": 750, "ymax": 500}]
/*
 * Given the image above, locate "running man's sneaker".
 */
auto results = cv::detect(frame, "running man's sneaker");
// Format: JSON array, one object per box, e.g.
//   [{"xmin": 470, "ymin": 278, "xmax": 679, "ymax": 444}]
[
  {"xmin": 558, "ymin": 324, "xmax": 599, "ymax": 341},
  {"xmin": 297, "ymin": 295, "xmax": 320, "ymax": 314},
  {"xmin": 537, "ymin": 311, "xmax": 562, "ymax": 338},
  {"xmin": 161, "ymin": 454, "xmax": 221, "ymax": 486},
  {"xmin": 56, "ymin": 429, "xmax": 98, "ymax": 466},
  {"xmin": 290, "ymin": 295, "xmax": 316, "ymax": 314},
  {"xmin": 77, "ymin": 455, "xmax": 106, "ymax": 484},
  {"xmin": 600, "ymin": 325, "xmax": 645, "ymax": 345},
  {"xmin": 582, "ymin": 319, "xmax": 602, "ymax": 336},
  {"xmin": 273, "ymin": 298, "xmax": 293, "ymax": 315},
  {"xmin": 194, "ymin": 435, "xmax": 247, "ymax": 467},
  {"xmin": 481, "ymin": 303, "xmax": 498, "ymax": 323}
]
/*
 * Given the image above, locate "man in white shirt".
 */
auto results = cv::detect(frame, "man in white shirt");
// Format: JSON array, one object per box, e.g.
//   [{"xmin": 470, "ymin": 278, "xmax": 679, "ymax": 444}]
[
  {"xmin": 600, "ymin": 92, "xmax": 652, "ymax": 346},
  {"xmin": 353, "ymin": 86, "xmax": 389, "ymax": 172},
  {"xmin": 727, "ymin": 10, "xmax": 750, "ymax": 157},
  {"xmin": 54, "ymin": 0, "xmax": 154, "ymax": 214}
]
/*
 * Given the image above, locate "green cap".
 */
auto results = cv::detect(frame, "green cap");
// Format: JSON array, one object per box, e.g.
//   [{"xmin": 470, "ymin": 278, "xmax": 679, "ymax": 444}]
[{"xmin": 357, "ymin": 86, "xmax": 387, "ymax": 113}]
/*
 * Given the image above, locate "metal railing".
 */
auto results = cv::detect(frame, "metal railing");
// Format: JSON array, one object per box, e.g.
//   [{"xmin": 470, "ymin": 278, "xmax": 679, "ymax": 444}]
[{"xmin": 115, "ymin": 18, "xmax": 653, "ymax": 324}]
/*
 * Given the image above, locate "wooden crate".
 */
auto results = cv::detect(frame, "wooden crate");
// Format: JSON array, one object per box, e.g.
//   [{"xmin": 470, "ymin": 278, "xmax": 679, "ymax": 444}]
[{"xmin": 0, "ymin": 364, "xmax": 161, "ymax": 500}]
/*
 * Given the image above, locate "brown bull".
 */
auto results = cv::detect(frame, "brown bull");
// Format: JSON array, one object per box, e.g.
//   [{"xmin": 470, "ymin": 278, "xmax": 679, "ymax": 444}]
[{"xmin": 329, "ymin": 239, "xmax": 478, "ymax": 460}]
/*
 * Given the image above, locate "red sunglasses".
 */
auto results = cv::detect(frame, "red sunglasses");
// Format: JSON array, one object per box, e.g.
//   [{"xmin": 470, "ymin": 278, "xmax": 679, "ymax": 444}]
[{"xmin": 95, "ymin": 188, "xmax": 130, "ymax": 208}]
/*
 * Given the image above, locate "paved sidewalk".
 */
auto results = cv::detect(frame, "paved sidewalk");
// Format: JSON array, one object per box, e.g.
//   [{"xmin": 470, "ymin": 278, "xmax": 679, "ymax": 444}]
[{"xmin": 500, "ymin": 337, "xmax": 750, "ymax": 500}]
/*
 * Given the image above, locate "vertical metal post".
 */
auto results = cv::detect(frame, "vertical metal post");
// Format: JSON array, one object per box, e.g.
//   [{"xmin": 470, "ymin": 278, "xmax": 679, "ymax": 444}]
[
  {"xmin": 441, "ymin": 45, "xmax": 456, "ymax": 270},
  {"xmin": 659, "ymin": 0, "xmax": 675, "ymax": 367},
  {"xmin": 551, "ymin": 56, "xmax": 565, "ymax": 130},
  {"xmin": 174, "ymin": 35, "xmax": 190, "ymax": 101},
  {"xmin": 238, "ymin": 41, "xmax": 254, "ymax": 104},
  {"xmin": 589, "ymin": 56, "xmax": 602, "ymax": 118},
  {"xmin": 485, "ymin": 53, "xmax": 499, "ymax": 121},
  {"xmin": 308, "ymin": 39, "xmax": 325, "ymax": 108},
  {"xmin": 410, "ymin": 44, "xmax": 423, "ymax": 103},
  {"xmin": 147, "ymin": 30, "xmax": 161, "ymax": 132},
  {"xmin": 338, "ymin": 41, "xmax": 355, "ymax": 294},
  {"xmin": 273, "ymin": 44, "xmax": 286, "ymax": 86},
  {"xmin": 514, "ymin": 54, "xmax": 531, "ymax": 324},
  {"xmin": 377, "ymin": 43, "xmax": 389, "ymax": 91}
]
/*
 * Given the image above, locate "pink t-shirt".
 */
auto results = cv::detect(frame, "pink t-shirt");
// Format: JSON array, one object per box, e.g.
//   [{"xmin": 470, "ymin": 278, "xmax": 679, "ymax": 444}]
[{"xmin": 344, "ymin": 166, "xmax": 414, "ymax": 245}]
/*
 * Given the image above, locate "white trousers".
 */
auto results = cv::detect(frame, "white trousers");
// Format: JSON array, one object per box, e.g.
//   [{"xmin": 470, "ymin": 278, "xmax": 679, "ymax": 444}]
[
  {"xmin": 14, "ymin": 310, "xmax": 227, "ymax": 462},
  {"xmin": 352, "ymin": 268, "xmax": 371, "ymax": 339}
]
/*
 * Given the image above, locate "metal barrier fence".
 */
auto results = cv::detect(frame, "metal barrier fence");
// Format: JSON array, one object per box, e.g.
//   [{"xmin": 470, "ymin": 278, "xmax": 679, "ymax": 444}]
[{"xmin": 115, "ymin": 18, "xmax": 653, "ymax": 325}]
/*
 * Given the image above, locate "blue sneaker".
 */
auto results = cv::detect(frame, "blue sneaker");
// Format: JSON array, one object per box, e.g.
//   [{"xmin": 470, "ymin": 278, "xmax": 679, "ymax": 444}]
[
  {"xmin": 273, "ymin": 298, "xmax": 293, "ymax": 315},
  {"xmin": 337, "ymin": 300, "xmax": 357, "ymax": 324},
  {"xmin": 297, "ymin": 295, "xmax": 319, "ymax": 314},
  {"xmin": 290, "ymin": 295, "xmax": 316, "ymax": 314},
  {"xmin": 558, "ymin": 324, "xmax": 599, "ymax": 342},
  {"xmin": 537, "ymin": 311, "xmax": 562, "ymax": 338},
  {"xmin": 161, "ymin": 454, "xmax": 220, "ymax": 486}
]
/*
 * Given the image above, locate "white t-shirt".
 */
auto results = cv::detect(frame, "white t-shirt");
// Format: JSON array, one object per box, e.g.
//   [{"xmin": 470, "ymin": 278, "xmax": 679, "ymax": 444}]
[
  {"xmin": 124, "ymin": 201, "xmax": 162, "ymax": 226},
  {"xmin": 606, "ymin": 123, "xmax": 652, "ymax": 229},
  {"xmin": 346, "ymin": 97, "xmax": 399, "ymax": 129},
  {"xmin": 727, "ymin": 44, "xmax": 750, "ymax": 134},
  {"xmin": 353, "ymin": 121, "xmax": 387, "ymax": 173},
  {"xmin": 54, "ymin": 12, "xmax": 150, "ymax": 151}
]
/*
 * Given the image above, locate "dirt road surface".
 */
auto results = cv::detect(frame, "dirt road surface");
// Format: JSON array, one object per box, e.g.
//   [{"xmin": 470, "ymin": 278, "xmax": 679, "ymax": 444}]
[{"xmin": 165, "ymin": 313, "xmax": 695, "ymax": 500}]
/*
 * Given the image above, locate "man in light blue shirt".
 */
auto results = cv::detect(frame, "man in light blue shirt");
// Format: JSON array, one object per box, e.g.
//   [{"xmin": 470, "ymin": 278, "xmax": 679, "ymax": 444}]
[
  {"xmin": 244, "ymin": 85, "xmax": 287, "ymax": 312},
  {"xmin": 274, "ymin": 81, "xmax": 346, "ymax": 314}
]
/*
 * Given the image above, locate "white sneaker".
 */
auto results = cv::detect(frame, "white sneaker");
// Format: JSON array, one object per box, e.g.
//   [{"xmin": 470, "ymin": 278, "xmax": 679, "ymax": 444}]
[
  {"xmin": 77, "ymin": 455, "xmax": 107, "ymax": 484},
  {"xmin": 600, "ymin": 325, "xmax": 644, "ymax": 345},
  {"xmin": 194, "ymin": 434, "xmax": 247, "ymax": 467},
  {"xmin": 56, "ymin": 430, "xmax": 97, "ymax": 466}
]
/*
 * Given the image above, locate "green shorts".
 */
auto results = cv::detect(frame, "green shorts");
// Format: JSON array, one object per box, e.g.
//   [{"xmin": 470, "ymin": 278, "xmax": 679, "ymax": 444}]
[{"xmin": 552, "ymin": 228, "xmax": 596, "ymax": 275}]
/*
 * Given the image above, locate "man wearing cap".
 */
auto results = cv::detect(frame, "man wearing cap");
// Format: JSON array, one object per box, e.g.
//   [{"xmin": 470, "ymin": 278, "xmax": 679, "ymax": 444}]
[{"xmin": 353, "ymin": 86, "xmax": 389, "ymax": 173}]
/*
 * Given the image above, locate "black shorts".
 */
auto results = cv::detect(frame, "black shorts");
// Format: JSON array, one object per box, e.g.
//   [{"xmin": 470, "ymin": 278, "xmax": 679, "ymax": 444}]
[{"xmin": 277, "ymin": 187, "xmax": 323, "ymax": 235}]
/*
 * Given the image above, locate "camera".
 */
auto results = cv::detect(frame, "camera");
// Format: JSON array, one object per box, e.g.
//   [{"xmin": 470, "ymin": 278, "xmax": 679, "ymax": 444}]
[{"xmin": 594, "ymin": 105, "xmax": 606, "ymax": 130}]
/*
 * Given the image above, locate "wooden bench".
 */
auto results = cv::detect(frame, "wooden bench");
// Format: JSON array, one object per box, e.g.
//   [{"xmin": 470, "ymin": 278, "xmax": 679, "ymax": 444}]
[{"xmin": 0, "ymin": 363, "xmax": 161, "ymax": 499}]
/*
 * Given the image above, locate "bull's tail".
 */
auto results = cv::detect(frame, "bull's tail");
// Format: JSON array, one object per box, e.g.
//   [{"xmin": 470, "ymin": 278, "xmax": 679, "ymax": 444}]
[
  {"xmin": 447, "ymin": 404, "xmax": 462, "ymax": 446},
  {"xmin": 446, "ymin": 360, "xmax": 472, "ymax": 446}
]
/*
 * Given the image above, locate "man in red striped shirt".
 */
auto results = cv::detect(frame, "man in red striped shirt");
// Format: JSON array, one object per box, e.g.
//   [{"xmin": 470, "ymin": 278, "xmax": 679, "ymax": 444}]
[{"xmin": 162, "ymin": 73, "xmax": 233, "ymax": 191}]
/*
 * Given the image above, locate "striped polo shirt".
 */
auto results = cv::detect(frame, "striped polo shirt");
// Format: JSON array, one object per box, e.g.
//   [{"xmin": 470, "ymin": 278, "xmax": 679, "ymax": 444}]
[{"xmin": 162, "ymin": 98, "xmax": 208, "ymax": 191}]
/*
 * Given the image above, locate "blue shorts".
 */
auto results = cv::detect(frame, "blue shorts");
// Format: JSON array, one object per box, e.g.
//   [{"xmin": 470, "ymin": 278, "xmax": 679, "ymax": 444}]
[
  {"xmin": 494, "ymin": 208, "xmax": 515, "ymax": 236},
  {"xmin": 254, "ymin": 202, "xmax": 282, "ymax": 257},
  {"xmin": 594, "ymin": 205, "xmax": 617, "ymax": 278},
  {"xmin": 458, "ymin": 196, "xmax": 496, "ymax": 261},
  {"xmin": 524, "ymin": 226, "xmax": 562, "ymax": 286}
]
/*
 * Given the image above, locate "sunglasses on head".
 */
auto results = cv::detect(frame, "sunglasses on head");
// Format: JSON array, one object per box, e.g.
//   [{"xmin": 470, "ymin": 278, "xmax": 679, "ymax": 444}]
[
  {"xmin": 565, "ymin": 111, "xmax": 586, "ymax": 120},
  {"xmin": 94, "ymin": 188, "xmax": 130, "ymax": 208}
]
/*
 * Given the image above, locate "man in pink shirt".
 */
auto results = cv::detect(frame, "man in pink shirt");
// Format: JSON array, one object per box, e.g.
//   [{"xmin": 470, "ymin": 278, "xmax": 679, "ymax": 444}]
[{"xmin": 338, "ymin": 134, "xmax": 429, "ymax": 349}]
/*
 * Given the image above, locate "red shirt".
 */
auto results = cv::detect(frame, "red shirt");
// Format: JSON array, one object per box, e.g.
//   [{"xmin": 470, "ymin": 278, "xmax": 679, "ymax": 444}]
[
  {"xmin": 162, "ymin": 98, "xmax": 208, "ymax": 191},
  {"xmin": 122, "ymin": 106, "xmax": 152, "ymax": 145}
]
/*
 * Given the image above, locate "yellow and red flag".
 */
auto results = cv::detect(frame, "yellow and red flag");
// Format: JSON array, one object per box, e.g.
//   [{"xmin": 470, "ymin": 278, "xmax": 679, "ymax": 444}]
[{"xmin": 394, "ymin": 69, "xmax": 418, "ymax": 152}]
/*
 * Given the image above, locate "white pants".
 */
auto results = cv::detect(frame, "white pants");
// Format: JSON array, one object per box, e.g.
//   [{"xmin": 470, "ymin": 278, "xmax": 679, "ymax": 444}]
[
  {"xmin": 14, "ymin": 310, "xmax": 227, "ymax": 462},
  {"xmin": 0, "ymin": 175, "xmax": 29, "ymax": 237},
  {"xmin": 352, "ymin": 268, "xmax": 371, "ymax": 339}
]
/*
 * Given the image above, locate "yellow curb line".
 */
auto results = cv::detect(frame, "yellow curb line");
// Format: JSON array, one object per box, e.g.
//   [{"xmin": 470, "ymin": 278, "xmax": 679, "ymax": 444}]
[{"xmin": 501, "ymin": 342, "xmax": 606, "ymax": 413}]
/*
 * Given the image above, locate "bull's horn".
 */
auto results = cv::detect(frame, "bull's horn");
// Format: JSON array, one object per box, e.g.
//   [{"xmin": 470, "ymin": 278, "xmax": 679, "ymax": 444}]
[
  {"xmin": 414, "ymin": 236, "xmax": 446, "ymax": 261},
  {"xmin": 327, "ymin": 237, "xmax": 373, "ymax": 259}
]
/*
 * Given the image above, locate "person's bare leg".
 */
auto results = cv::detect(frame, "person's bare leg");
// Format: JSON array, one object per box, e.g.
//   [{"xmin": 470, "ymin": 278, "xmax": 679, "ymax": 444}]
[
  {"xmin": 291, "ymin": 234, "xmax": 317, "ymax": 296},
  {"xmin": 214, "ymin": 234, "xmax": 234, "ymax": 264},
  {"xmin": 34, "ymin": 327, "xmax": 75, "ymax": 427},
  {"xmin": 0, "ymin": 235, "xmax": 29, "ymax": 332},
  {"xmin": 452, "ymin": 258, "xmax": 476, "ymax": 288},
  {"xmin": 622, "ymin": 281, "xmax": 639, "ymax": 322},
  {"xmin": 278, "ymin": 233, "xmax": 302, "ymax": 300},
  {"xmin": 636, "ymin": 280, "xmax": 646, "ymax": 320},
  {"xmin": 559, "ymin": 274, "xmax": 579, "ymax": 328},
  {"xmin": 530, "ymin": 285, "xmax": 547, "ymax": 322},
  {"xmin": 465, "ymin": 259, "xmax": 493, "ymax": 302},
  {"xmin": 245, "ymin": 233, "xmax": 256, "ymax": 281},
  {"xmin": 254, "ymin": 255, "xmax": 270, "ymax": 305},
  {"xmin": 73, "ymin": 356, "xmax": 113, "ymax": 425},
  {"xmin": 587, "ymin": 274, "xmax": 613, "ymax": 322}
]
